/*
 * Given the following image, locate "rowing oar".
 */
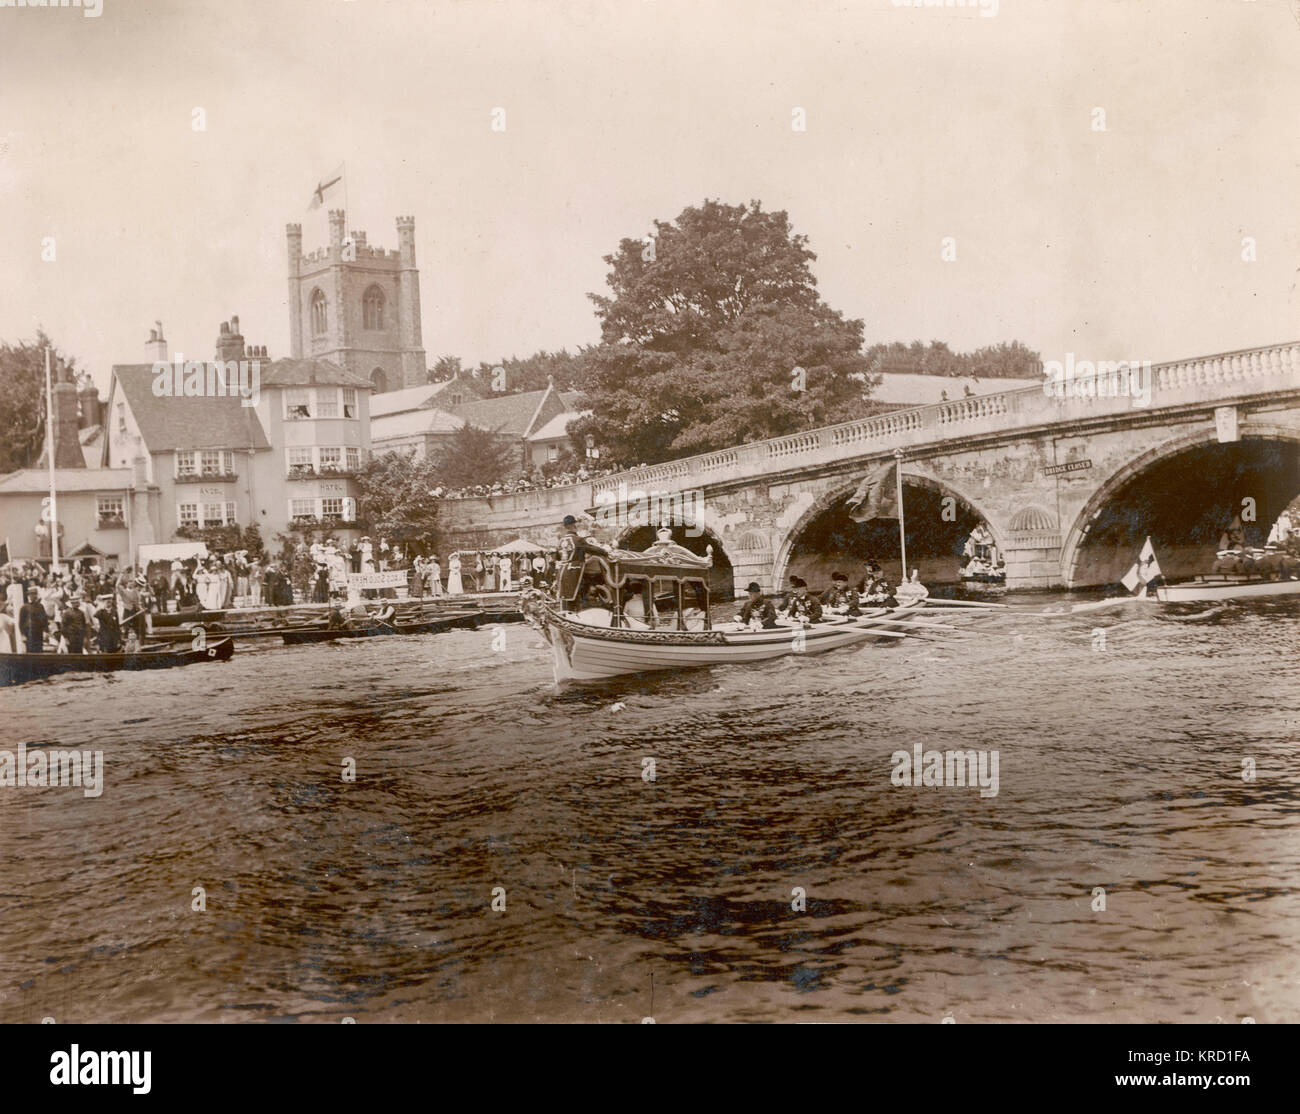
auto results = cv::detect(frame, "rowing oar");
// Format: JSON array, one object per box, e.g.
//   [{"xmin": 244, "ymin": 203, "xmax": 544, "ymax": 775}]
[
  {"xmin": 917, "ymin": 598, "xmax": 1007, "ymax": 609},
  {"xmin": 857, "ymin": 614, "xmax": 962, "ymax": 634}
]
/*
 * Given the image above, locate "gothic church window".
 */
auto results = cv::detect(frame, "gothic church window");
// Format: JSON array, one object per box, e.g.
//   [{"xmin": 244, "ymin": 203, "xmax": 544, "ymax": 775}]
[
  {"xmin": 363, "ymin": 286, "xmax": 385, "ymax": 330},
  {"xmin": 310, "ymin": 289, "xmax": 328, "ymax": 335}
]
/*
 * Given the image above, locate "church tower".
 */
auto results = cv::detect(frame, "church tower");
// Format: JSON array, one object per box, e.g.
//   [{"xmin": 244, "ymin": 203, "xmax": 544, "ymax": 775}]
[{"xmin": 286, "ymin": 211, "xmax": 427, "ymax": 393}]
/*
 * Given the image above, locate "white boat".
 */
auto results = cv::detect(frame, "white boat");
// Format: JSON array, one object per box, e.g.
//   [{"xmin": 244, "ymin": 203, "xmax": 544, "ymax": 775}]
[
  {"xmin": 1154, "ymin": 575, "xmax": 1300, "ymax": 603},
  {"xmin": 519, "ymin": 527, "xmax": 932, "ymax": 683}
]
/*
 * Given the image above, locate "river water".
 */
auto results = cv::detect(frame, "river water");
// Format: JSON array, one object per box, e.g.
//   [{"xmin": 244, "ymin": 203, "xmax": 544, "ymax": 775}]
[{"xmin": 2, "ymin": 592, "xmax": 1298, "ymax": 1024}]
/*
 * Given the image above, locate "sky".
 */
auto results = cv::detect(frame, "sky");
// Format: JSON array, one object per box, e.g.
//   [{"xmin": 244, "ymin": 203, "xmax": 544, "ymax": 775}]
[{"xmin": 1, "ymin": 0, "xmax": 1297, "ymax": 395}]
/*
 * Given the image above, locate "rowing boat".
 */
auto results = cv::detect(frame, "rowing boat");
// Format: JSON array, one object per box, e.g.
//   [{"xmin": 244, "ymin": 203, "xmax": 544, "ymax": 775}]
[
  {"xmin": 0, "ymin": 637, "xmax": 235, "ymax": 685},
  {"xmin": 521, "ymin": 590, "xmax": 923, "ymax": 682},
  {"xmin": 1154, "ymin": 575, "xmax": 1300, "ymax": 603},
  {"xmin": 279, "ymin": 611, "xmax": 483, "ymax": 644},
  {"xmin": 519, "ymin": 527, "xmax": 940, "ymax": 683}
]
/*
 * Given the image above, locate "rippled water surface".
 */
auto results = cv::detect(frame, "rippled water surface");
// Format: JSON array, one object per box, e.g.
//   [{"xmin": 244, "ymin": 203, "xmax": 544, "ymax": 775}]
[{"xmin": 2, "ymin": 594, "xmax": 1298, "ymax": 1023}]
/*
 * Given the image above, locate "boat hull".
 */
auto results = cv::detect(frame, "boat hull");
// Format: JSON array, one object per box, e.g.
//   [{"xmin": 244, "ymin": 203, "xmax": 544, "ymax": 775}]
[
  {"xmin": 521, "ymin": 593, "xmax": 922, "ymax": 683},
  {"xmin": 1155, "ymin": 576, "xmax": 1300, "ymax": 603},
  {"xmin": 0, "ymin": 637, "xmax": 235, "ymax": 685}
]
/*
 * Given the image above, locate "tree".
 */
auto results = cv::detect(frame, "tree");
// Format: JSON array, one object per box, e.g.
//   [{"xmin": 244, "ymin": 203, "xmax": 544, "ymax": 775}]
[
  {"xmin": 579, "ymin": 199, "xmax": 870, "ymax": 464},
  {"xmin": 0, "ymin": 330, "xmax": 81, "ymax": 473},
  {"xmin": 468, "ymin": 349, "xmax": 590, "ymax": 396},
  {"xmin": 433, "ymin": 423, "xmax": 515, "ymax": 488},
  {"xmin": 429, "ymin": 354, "xmax": 463, "ymax": 383},
  {"xmin": 863, "ymin": 339, "xmax": 1041, "ymax": 379},
  {"xmin": 356, "ymin": 451, "xmax": 443, "ymax": 551}
]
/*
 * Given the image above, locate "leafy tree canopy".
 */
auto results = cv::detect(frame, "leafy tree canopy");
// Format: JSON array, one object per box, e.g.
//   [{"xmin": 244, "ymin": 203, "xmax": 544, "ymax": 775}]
[
  {"xmin": 577, "ymin": 199, "xmax": 870, "ymax": 465},
  {"xmin": 0, "ymin": 330, "xmax": 81, "ymax": 473},
  {"xmin": 864, "ymin": 339, "xmax": 1042, "ymax": 380},
  {"xmin": 433, "ymin": 423, "xmax": 515, "ymax": 489},
  {"xmin": 466, "ymin": 349, "xmax": 589, "ymax": 397},
  {"xmin": 356, "ymin": 451, "xmax": 443, "ymax": 547}
]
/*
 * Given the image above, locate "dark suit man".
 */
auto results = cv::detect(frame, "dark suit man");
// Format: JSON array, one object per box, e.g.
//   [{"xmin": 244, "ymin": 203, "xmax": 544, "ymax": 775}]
[{"xmin": 19, "ymin": 589, "xmax": 49, "ymax": 652}]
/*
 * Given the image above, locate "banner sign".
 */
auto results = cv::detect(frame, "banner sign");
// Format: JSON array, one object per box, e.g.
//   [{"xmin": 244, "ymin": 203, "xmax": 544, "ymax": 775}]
[
  {"xmin": 347, "ymin": 570, "xmax": 408, "ymax": 589},
  {"xmin": 1044, "ymin": 459, "xmax": 1092, "ymax": 476}
]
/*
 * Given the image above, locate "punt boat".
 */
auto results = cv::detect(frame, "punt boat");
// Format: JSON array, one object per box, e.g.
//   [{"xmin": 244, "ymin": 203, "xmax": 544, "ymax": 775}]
[{"xmin": 1, "ymin": 637, "xmax": 235, "ymax": 685}]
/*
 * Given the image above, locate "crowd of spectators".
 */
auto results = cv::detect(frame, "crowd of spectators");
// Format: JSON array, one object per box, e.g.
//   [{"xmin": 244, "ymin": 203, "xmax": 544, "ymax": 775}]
[{"xmin": 433, "ymin": 463, "xmax": 620, "ymax": 500}]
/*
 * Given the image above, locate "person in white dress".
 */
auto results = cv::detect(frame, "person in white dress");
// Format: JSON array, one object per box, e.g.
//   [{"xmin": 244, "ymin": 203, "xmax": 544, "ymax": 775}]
[
  {"xmin": 427, "ymin": 556, "xmax": 444, "ymax": 597},
  {"xmin": 360, "ymin": 537, "xmax": 375, "ymax": 574},
  {"xmin": 446, "ymin": 553, "xmax": 463, "ymax": 595},
  {"xmin": 498, "ymin": 554, "xmax": 512, "ymax": 592}
]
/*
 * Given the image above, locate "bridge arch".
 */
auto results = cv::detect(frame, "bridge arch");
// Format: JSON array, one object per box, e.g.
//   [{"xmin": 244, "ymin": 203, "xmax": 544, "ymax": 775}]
[
  {"xmin": 772, "ymin": 470, "xmax": 1004, "ymax": 590},
  {"xmin": 1061, "ymin": 423, "xmax": 1300, "ymax": 588}
]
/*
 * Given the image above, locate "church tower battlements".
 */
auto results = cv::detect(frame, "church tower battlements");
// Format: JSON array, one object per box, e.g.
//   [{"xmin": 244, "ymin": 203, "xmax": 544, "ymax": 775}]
[{"xmin": 286, "ymin": 211, "xmax": 427, "ymax": 393}]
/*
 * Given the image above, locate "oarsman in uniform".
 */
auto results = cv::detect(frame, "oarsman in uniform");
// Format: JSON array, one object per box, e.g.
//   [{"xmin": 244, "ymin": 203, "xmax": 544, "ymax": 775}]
[
  {"xmin": 19, "ymin": 587, "xmax": 49, "ymax": 653},
  {"xmin": 820, "ymin": 572, "xmax": 859, "ymax": 614},
  {"xmin": 94, "ymin": 594, "xmax": 122, "ymax": 652},
  {"xmin": 783, "ymin": 576, "xmax": 823, "ymax": 624},
  {"xmin": 737, "ymin": 582, "xmax": 778, "ymax": 629},
  {"xmin": 1214, "ymin": 515, "xmax": 1248, "ymax": 574}
]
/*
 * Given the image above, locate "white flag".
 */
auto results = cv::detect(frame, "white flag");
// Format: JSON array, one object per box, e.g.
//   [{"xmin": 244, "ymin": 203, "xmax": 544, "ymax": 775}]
[
  {"xmin": 307, "ymin": 165, "xmax": 345, "ymax": 211},
  {"xmin": 1121, "ymin": 562, "xmax": 1143, "ymax": 594},
  {"xmin": 1138, "ymin": 536, "xmax": 1162, "ymax": 581}
]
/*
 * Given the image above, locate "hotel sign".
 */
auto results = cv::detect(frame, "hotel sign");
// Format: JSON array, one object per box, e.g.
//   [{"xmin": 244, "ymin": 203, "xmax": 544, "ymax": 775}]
[{"xmin": 1044, "ymin": 459, "xmax": 1092, "ymax": 477}]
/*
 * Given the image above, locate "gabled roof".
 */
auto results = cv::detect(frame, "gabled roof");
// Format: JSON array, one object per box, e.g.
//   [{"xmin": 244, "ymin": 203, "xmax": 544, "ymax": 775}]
[
  {"xmin": 258, "ymin": 358, "xmax": 373, "ymax": 389},
  {"xmin": 110, "ymin": 365, "xmax": 272, "ymax": 452},
  {"xmin": 0, "ymin": 468, "xmax": 134, "ymax": 494},
  {"xmin": 449, "ymin": 382, "xmax": 569, "ymax": 438},
  {"xmin": 527, "ymin": 410, "xmax": 588, "ymax": 442}
]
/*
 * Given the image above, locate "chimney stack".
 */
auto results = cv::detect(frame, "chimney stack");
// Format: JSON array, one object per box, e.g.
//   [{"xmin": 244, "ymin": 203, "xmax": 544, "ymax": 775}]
[
  {"xmin": 215, "ymin": 316, "xmax": 245, "ymax": 363},
  {"xmin": 144, "ymin": 321, "xmax": 168, "ymax": 363},
  {"xmin": 52, "ymin": 362, "xmax": 84, "ymax": 469}
]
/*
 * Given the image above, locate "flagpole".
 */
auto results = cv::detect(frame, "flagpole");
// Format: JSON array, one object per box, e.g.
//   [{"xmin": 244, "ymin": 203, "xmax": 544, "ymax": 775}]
[
  {"xmin": 894, "ymin": 448, "xmax": 906, "ymax": 584},
  {"xmin": 45, "ymin": 346, "xmax": 61, "ymax": 573}
]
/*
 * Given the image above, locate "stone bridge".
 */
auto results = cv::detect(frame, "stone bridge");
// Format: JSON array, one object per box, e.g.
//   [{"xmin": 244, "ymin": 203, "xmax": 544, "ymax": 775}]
[{"xmin": 439, "ymin": 341, "xmax": 1300, "ymax": 593}]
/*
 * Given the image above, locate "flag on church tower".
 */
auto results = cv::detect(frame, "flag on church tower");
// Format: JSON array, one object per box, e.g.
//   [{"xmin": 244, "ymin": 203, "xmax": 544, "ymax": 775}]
[{"xmin": 307, "ymin": 165, "xmax": 346, "ymax": 210}]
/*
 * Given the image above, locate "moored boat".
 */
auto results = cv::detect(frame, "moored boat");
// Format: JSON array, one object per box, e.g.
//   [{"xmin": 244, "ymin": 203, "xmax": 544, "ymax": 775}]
[{"xmin": 0, "ymin": 637, "xmax": 235, "ymax": 685}]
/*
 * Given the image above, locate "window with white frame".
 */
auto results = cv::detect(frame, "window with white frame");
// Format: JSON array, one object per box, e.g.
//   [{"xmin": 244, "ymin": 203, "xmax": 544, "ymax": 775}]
[
  {"xmin": 287, "ymin": 447, "xmax": 313, "ymax": 472},
  {"xmin": 176, "ymin": 449, "xmax": 196, "ymax": 476},
  {"xmin": 342, "ymin": 388, "xmax": 357, "ymax": 419},
  {"xmin": 200, "ymin": 450, "xmax": 222, "ymax": 475},
  {"xmin": 316, "ymin": 388, "xmax": 339, "ymax": 418},
  {"xmin": 547, "ymin": 444, "xmax": 560, "ymax": 463},
  {"xmin": 285, "ymin": 388, "xmax": 312, "ymax": 420},
  {"xmin": 178, "ymin": 503, "xmax": 199, "ymax": 527},
  {"xmin": 202, "ymin": 503, "xmax": 234, "ymax": 527},
  {"xmin": 345, "ymin": 447, "xmax": 360, "ymax": 472},
  {"xmin": 97, "ymin": 495, "xmax": 124, "ymax": 523},
  {"xmin": 321, "ymin": 497, "xmax": 344, "ymax": 518},
  {"xmin": 290, "ymin": 498, "xmax": 316, "ymax": 520},
  {"xmin": 318, "ymin": 447, "xmax": 342, "ymax": 471}
]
